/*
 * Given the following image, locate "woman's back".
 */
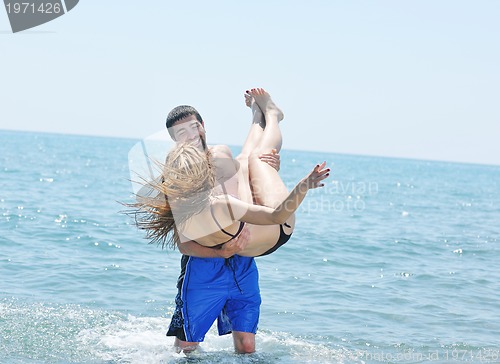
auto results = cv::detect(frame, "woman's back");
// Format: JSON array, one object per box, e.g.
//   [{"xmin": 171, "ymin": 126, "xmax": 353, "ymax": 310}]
[
  {"xmin": 179, "ymin": 196, "xmax": 246, "ymax": 247},
  {"xmin": 178, "ymin": 195, "xmax": 292, "ymax": 256}
]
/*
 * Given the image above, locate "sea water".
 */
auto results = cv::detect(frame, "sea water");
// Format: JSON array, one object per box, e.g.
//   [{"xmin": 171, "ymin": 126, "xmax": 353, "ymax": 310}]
[{"xmin": 1, "ymin": 130, "xmax": 499, "ymax": 364}]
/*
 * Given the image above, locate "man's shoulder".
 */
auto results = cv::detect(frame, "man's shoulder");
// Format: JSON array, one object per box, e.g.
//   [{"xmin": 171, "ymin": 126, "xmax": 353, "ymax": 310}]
[{"xmin": 209, "ymin": 144, "xmax": 233, "ymax": 156}]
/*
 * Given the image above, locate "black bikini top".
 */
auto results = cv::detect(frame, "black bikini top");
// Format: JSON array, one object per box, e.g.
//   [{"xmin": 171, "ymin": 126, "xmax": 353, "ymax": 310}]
[{"xmin": 209, "ymin": 204, "xmax": 245, "ymax": 244}]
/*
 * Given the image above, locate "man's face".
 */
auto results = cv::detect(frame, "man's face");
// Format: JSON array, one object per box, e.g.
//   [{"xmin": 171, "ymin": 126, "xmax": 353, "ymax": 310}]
[{"xmin": 169, "ymin": 115, "xmax": 207, "ymax": 150}]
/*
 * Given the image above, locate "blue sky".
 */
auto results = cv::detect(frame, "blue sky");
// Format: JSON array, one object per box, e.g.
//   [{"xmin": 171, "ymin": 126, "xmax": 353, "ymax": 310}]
[{"xmin": 1, "ymin": 0, "xmax": 499, "ymax": 165}]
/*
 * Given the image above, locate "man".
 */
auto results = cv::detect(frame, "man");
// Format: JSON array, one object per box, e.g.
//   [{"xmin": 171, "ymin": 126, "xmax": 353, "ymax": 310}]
[{"xmin": 164, "ymin": 105, "xmax": 280, "ymax": 354}]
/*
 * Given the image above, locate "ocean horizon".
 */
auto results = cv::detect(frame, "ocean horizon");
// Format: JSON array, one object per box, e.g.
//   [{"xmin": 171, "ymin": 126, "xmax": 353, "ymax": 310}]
[{"xmin": 2, "ymin": 128, "xmax": 497, "ymax": 168}]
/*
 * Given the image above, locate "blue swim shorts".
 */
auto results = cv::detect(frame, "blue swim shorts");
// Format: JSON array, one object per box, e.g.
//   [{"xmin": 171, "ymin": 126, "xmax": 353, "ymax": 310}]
[{"xmin": 167, "ymin": 255, "xmax": 261, "ymax": 343}]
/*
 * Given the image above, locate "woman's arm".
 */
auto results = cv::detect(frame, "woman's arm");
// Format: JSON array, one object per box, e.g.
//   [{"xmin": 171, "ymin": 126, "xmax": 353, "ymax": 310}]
[{"xmin": 215, "ymin": 162, "xmax": 330, "ymax": 226}]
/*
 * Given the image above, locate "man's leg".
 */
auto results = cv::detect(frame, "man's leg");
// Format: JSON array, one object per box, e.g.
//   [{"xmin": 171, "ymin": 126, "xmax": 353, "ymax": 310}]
[
  {"xmin": 224, "ymin": 255, "xmax": 260, "ymax": 354},
  {"xmin": 167, "ymin": 257, "xmax": 229, "ymax": 353},
  {"xmin": 173, "ymin": 338, "xmax": 199, "ymax": 354},
  {"xmin": 217, "ymin": 308, "xmax": 255, "ymax": 353},
  {"xmin": 167, "ymin": 280, "xmax": 202, "ymax": 354},
  {"xmin": 232, "ymin": 331, "xmax": 256, "ymax": 353}
]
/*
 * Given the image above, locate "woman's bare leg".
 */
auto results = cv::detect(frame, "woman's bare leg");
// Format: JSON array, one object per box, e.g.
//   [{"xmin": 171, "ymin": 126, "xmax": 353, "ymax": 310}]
[
  {"xmin": 240, "ymin": 93, "xmax": 265, "ymax": 156},
  {"xmin": 247, "ymin": 88, "xmax": 291, "ymax": 211},
  {"xmin": 236, "ymin": 94, "xmax": 266, "ymax": 203},
  {"xmin": 248, "ymin": 88, "xmax": 284, "ymax": 154}
]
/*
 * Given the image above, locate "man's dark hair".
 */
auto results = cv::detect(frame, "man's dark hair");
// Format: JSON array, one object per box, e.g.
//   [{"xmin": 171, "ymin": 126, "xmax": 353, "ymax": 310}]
[{"xmin": 166, "ymin": 105, "xmax": 203, "ymax": 130}]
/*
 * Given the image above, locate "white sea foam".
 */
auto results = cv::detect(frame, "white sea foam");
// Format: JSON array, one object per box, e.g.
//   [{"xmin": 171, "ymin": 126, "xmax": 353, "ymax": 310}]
[{"xmin": 77, "ymin": 315, "xmax": 358, "ymax": 364}]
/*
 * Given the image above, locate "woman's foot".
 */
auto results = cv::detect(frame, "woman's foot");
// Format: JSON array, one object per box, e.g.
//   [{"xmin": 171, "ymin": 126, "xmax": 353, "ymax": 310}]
[
  {"xmin": 244, "ymin": 92, "xmax": 265, "ymax": 127},
  {"xmin": 244, "ymin": 93, "xmax": 253, "ymax": 108},
  {"xmin": 246, "ymin": 88, "xmax": 284, "ymax": 122}
]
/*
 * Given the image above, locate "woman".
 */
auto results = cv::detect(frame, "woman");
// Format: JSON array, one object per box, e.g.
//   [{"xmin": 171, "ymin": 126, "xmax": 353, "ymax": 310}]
[{"xmin": 133, "ymin": 88, "xmax": 330, "ymax": 256}]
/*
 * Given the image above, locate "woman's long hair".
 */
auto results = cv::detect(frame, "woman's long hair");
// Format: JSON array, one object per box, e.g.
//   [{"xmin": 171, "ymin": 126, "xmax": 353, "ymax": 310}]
[{"xmin": 128, "ymin": 143, "xmax": 215, "ymax": 249}]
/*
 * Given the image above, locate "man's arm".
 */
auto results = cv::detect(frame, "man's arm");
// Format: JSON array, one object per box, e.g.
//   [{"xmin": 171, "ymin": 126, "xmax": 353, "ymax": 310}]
[
  {"xmin": 259, "ymin": 148, "xmax": 280, "ymax": 171},
  {"xmin": 178, "ymin": 226, "xmax": 250, "ymax": 258}
]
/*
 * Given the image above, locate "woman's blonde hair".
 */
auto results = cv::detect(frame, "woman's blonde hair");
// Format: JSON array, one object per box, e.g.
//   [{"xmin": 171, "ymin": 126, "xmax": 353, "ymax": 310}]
[{"xmin": 129, "ymin": 143, "xmax": 214, "ymax": 249}]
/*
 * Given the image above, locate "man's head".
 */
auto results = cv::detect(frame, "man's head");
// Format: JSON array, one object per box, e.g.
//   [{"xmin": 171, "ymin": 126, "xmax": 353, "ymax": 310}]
[{"xmin": 166, "ymin": 105, "xmax": 207, "ymax": 150}]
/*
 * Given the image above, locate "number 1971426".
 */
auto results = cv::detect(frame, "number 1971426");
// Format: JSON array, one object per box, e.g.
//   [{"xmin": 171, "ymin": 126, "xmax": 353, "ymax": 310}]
[{"xmin": 5, "ymin": 2, "xmax": 62, "ymax": 14}]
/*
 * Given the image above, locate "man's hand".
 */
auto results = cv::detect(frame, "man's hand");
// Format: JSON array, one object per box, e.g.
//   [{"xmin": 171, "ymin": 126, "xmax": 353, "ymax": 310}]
[
  {"xmin": 177, "ymin": 227, "xmax": 250, "ymax": 258},
  {"xmin": 259, "ymin": 148, "xmax": 280, "ymax": 171},
  {"xmin": 216, "ymin": 226, "xmax": 250, "ymax": 258}
]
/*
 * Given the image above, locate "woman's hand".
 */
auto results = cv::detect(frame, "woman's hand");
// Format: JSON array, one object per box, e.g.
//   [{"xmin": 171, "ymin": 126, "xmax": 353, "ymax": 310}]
[{"xmin": 301, "ymin": 162, "xmax": 330, "ymax": 189}]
